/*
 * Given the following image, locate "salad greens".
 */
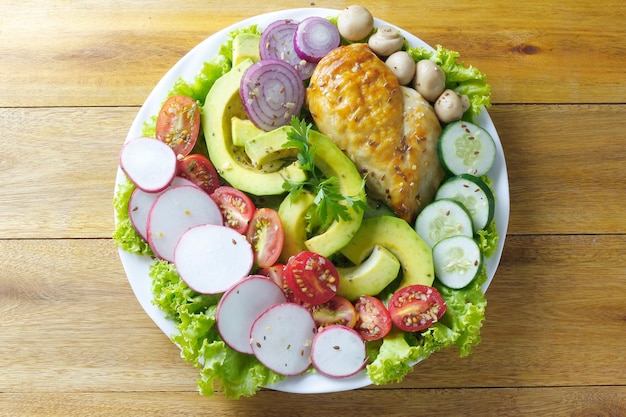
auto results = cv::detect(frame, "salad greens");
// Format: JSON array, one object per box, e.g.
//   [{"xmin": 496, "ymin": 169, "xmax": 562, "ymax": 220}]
[
  {"xmin": 407, "ymin": 45, "xmax": 491, "ymax": 120},
  {"xmin": 112, "ymin": 18, "xmax": 496, "ymax": 399},
  {"xmin": 150, "ymin": 260, "xmax": 285, "ymax": 398},
  {"xmin": 112, "ymin": 177, "xmax": 153, "ymax": 256}
]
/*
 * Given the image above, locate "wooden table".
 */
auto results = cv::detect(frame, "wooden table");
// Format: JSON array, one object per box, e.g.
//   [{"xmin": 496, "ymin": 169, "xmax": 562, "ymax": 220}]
[{"xmin": 2, "ymin": 1, "xmax": 625, "ymax": 415}]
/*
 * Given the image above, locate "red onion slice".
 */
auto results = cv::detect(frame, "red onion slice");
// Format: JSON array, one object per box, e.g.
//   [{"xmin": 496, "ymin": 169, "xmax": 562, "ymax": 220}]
[
  {"xmin": 260, "ymin": 19, "xmax": 316, "ymax": 80},
  {"xmin": 240, "ymin": 59, "xmax": 305, "ymax": 132},
  {"xmin": 294, "ymin": 17, "xmax": 341, "ymax": 63}
]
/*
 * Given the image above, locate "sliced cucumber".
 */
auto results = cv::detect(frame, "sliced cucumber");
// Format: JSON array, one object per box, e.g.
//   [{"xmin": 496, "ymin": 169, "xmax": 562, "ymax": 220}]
[
  {"xmin": 438, "ymin": 120, "xmax": 496, "ymax": 176},
  {"xmin": 415, "ymin": 199, "xmax": 473, "ymax": 248},
  {"xmin": 435, "ymin": 174, "xmax": 495, "ymax": 232},
  {"xmin": 433, "ymin": 235, "xmax": 483, "ymax": 289}
]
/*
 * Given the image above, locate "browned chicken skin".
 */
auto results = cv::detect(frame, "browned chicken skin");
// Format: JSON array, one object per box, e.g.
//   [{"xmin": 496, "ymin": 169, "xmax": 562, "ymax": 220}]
[{"xmin": 306, "ymin": 43, "xmax": 444, "ymax": 224}]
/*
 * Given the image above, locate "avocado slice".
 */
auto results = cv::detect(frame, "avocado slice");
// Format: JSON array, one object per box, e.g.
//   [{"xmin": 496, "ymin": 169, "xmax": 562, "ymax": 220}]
[
  {"xmin": 202, "ymin": 60, "xmax": 306, "ymax": 196},
  {"xmin": 231, "ymin": 117, "xmax": 263, "ymax": 147},
  {"xmin": 336, "ymin": 245, "xmax": 401, "ymax": 301},
  {"xmin": 232, "ymin": 33, "xmax": 261, "ymax": 66},
  {"xmin": 278, "ymin": 189, "xmax": 315, "ymax": 262},
  {"xmin": 341, "ymin": 215, "xmax": 435, "ymax": 287},
  {"xmin": 272, "ymin": 128, "xmax": 365, "ymax": 258},
  {"xmin": 244, "ymin": 125, "xmax": 299, "ymax": 166},
  {"xmin": 302, "ymin": 130, "xmax": 365, "ymax": 257}
]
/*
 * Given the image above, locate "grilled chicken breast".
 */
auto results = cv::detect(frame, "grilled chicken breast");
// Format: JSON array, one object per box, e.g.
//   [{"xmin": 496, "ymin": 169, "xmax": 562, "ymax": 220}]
[{"xmin": 306, "ymin": 43, "xmax": 444, "ymax": 223}]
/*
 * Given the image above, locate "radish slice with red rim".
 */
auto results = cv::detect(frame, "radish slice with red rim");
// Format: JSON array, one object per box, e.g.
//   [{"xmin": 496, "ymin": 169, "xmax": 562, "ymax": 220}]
[
  {"xmin": 119, "ymin": 136, "xmax": 177, "ymax": 193},
  {"xmin": 250, "ymin": 303, "xmax": 316, "ymax": 376},
  {"xmin": 216, "ymin": 275, "xmax": 287, "ymax": 354},
  {"xmin": 128, "ymin": 176, "xmax": 195, "ymax": 241},
  {"xmin": 259, "ymin": 19, "xmax": 316, "ymax": 80},
  {"xmin": 174, "ymin": 224, "xmax": 253, "ymax": 294},
  {"xmin": 310, "ymin": 325, "xmax": 367, "ymax": 378},
  {"xmin": 146, "ymin": 185, "xmax": 223, "ymax": 262},
  {"xmin": 240, "ymin": 59, "xmax": 305, "ymax": 131},
  {"xmin": 294, "ymin": 17, "xmax": 341, "ymax": 63}
]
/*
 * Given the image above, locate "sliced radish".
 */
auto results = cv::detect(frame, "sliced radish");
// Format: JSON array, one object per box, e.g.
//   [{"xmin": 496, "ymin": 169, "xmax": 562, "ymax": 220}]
[
  {"xmin": 174, "ymin": 224, "xmax": 253, "ymax": 294},
  {"xmin": 310, "ymin": 325, "xmax": 367, "ymax": 378},
  {"xmin": 259, "ymin": 19, "xmax": 316, "ymax": 80},
  {"xmin": 250, "ymin": 303, "xmax": 316, "ymax": 376},
  {"xmin": 294, "ymin": 17, "xmax": 341, "ymax": 63},
  {"xmin": 216, "ymin": 275, "xmax": 287, "ymax": 354},
  {"xmin": 119, "ymin": 136, "xmax": 177, "ymax": 192},
  {"xmin": 128, "ymin": 177, "xmax": 195, "ymax": 241},
  {"xmin": 147, "ymin": 185, "xmax": 223, "ymax": 262}
]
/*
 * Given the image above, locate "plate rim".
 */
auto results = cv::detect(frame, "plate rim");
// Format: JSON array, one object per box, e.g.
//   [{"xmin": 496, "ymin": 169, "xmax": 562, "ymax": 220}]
[{"xmin": 115, "ymin": 7, "xmax": 510, "ymax": 394}]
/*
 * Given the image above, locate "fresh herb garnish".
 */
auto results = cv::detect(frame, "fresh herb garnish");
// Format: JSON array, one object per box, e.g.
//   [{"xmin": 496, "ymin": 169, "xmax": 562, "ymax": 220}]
[{"xmin": 282, "ymin": 117, "xmax": 368, "ymax": 226}]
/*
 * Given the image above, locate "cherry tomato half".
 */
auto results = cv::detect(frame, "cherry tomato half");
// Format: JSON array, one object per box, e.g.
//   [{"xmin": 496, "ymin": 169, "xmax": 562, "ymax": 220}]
[
  {"xmin": 177, "ymin": 154, "xmax": 220, "ymax": 195},
  {"xmin": 354, "ymin": 295, "xmax": 392, "ymax": 341},
  {"xmin": 387, "ymin": 285, "xmax": 447, "ymax": 332},
  {"xmin": 210, "ymin": 186, "xmax": 256, "ymax": 234},
  {"xmin": 285, "ymin": 251, "xmax": 339, "ymax": 305},
  {"xmin": 309, "ymin": 295, "xmax": 357, "ymax": 329},
  {"xmin": 246, "ymin": 208, "xmax": 284, "ymax": 269},
  {"xmin": 155, "ymin": 95, "xmax": 201, "ymax": 157}
]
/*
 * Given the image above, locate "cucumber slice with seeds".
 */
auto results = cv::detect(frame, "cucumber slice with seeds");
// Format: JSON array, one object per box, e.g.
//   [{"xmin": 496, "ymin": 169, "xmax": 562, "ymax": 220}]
[
  {"xmin": 415, "ymin": 199, "xmax": 473, "ymax": 248},
  {"xmin": 435, "ymin": 174, "xmax": 495, "ymax": 232},
  {"xmin": 433, "ymin": 235, "xmax": 483, "ymax": 289},
  {"xmin": 438, "ymin": 120, "xmax": 496, "ymax": 176}
]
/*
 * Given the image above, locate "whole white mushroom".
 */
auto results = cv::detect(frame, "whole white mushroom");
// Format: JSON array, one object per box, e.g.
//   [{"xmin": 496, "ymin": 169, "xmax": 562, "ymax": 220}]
[
  {"xmin": 385, "ymin": 51, "xmax": 416, "ymax": 85},
  {"xmin": 368, "ymin": 26, "xmax": 405, "ymax": 57},
  {"xmin": 413, "ymin": 59, "xmax": 446, "ymax": 102},
  {"xmin": 434, "ymin": 89, "xmax": 470, "ymax": 123},
  {"xmin": 337, "ymin": 5, "xmax": 374, "ymax": 41}
]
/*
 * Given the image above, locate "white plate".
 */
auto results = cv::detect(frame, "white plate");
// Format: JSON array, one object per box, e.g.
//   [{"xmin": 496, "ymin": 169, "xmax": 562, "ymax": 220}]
[{"xmin": 115, "ymin": 8, "xmax": 510, "ymax": 394}]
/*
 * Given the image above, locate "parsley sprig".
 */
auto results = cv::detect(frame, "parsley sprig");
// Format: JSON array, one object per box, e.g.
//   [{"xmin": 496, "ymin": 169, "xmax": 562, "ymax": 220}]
[{"xmin": 282, "ymin": 117, "xmax": 368, "ymax": 228}]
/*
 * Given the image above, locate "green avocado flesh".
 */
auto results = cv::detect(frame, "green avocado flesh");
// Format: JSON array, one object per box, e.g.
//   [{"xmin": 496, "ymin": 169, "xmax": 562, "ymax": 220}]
[
  {"xmin": 301, "ymin": 130, "xmax": 364, "ymax": 257},
  {"xmin": 201, "ymin": 60, "xmax": 306, "ymax": 195},
  {"xmin": 231, "ymin": 117, "xmax": 263, "ymax": 147},
  {"xmin": 336, "ymin": 245, "xmax": 401, "ymax": 301},
  {"xmin": 232, "ymin": 33, "xmax": 261, "ymax": 66},
  {"xmin": 244, "ymin": 125, "xmax": 299, "ymax": 166},
  {"xmin": 341, "ymin": 215, "xmax": 435, "ymax": 287},
  {"xmin": 273, "ymin": 128, "xmax": 365, "ymax": 259},
  {"xmin": 278, "ymin": 189, "xmax": 315, "ymax": 262}
]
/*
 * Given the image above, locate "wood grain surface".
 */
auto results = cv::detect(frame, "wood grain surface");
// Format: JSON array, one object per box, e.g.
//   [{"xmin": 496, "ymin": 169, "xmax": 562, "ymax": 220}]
[{"xmin": 1, "ymin": 0, "xmax": 625, "ymax": 416}]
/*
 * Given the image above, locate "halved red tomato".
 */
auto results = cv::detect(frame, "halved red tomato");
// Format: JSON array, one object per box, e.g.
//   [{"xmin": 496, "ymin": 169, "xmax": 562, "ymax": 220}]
[
  {"xmin": 309, "ymin": 295, "xmax": 357, "ymax": 329},
  {"xmin": 210, "ymin": 186, "xmax": 256, "ymax": 234},
  {"xmin": 284, "ymin": 251, "xmax": 339, "ymax": 305},
  {"xmin": 387, "ymin": 285, "xmax": 447, "ymax": 332},
  {"xmin": 259, "ymin": 264, "xmax": 287, "ymax": 291},
  {"xmin": 246, "ymin": 208, "xmax": 284, "ymax": 269},
  {"xmin": 155, "ymin": 95, "xmax": 200, "ymax": 157},
  {"xmin": 177, "ymin": 154, "xmax": 220, "ymax": 195},
  {"xmin": 354, "ymin": 295, "xmax": 392, "ymax": 341}
]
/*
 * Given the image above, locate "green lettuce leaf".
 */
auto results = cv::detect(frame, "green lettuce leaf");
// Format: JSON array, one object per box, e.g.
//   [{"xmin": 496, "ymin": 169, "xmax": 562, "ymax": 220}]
[
  {"xmin": 366, "ymin": 329, "xmax": 421, "ymax": 384},
  {"xmin": 149, "ymin": 259, "xmax": 285, "ymax": 399},
  {"xmin": 434, "ymin": 271, "xmax": 488, "ymax": 357},
  {"xmin": 367, "ymin": 269, "xmax": 487, "ymax": 385},
  {"xmin": 112, "ymin": 176, "xmax": 153, "ymax": 256},
  {"xmin": 477, "ymin": 219, "xmax": 499, "ymax": 259},
  {"xmin": 407, "ymin": 44, "xmax": 491, "ymax": 120},
  {"xmin": 476, "ymin": 175, "xmax": 499, "ymax": 258},
  {"xmin": 198, "ymin": 340, "xmax": 285, "ymax": 399}
]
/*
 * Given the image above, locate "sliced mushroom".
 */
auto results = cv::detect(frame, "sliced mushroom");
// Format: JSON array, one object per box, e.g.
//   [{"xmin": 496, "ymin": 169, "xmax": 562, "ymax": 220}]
[
  {"xmin": 413, "ymin": 59, "xmax": 446, "ymax": 102},
  {"xmin": 385, "ymin": 51, "xmax": 416, "ymax": 85},
  {"xmin": 368, "ymin": 26, "xmax": 404, "ymax": 57},
  {"xmin": 337, "ymin": 5, "xmax": 374, "ymax": 41},
  {"xmin": 434, "ymin": 89, "xmax": 467, "ymax": 123}
]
